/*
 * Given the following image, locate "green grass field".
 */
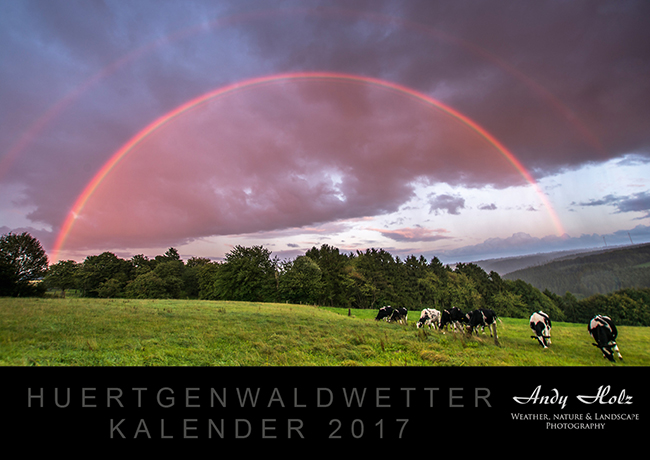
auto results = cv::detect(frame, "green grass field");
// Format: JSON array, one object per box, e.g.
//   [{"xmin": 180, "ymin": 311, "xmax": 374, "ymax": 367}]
[{"xmin": 1, "ymin": 297, "xmax": 648, "ymax": 366}]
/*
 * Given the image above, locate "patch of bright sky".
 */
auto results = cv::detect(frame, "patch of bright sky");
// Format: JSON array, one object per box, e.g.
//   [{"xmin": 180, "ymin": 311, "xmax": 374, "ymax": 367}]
[
  {"xmin": 540, "ymin": 153, "xmax": 650, "ymax": 237},
  {"xmin": 48, "ymin": 153, "xmax": 650, "ymax": 263}
]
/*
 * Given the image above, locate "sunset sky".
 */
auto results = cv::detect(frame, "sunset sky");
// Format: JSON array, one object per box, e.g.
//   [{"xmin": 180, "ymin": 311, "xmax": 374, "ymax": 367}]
[{"xmin": 1, "ymin": 0, "xmax": 650, "ymax": 265}]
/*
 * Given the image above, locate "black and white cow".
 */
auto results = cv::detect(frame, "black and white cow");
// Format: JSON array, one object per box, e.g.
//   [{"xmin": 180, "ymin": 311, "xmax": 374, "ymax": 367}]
[
  {"xmin": 529, "ymin": 311, "xmax": 552, "ymax": 348},
  {"xmin": 375, "ymin": 306, "xmax": 394, "ymax": 322},
  {"xmin": 439, "ymin": 307, "xmax": 467, "ymax": 332},
  {"xmin": 588, "ymin": 315, "xmax": 622, "ymax": 362},
  {"xmin": 388, "ymin": 307, "xmax": 408, "ymax": 325},
  {"xmin": 466, "ymin": 308, "xmax": 499, "ymax": 342},
  {"xmin": 416, "ymin": 308, "xmax": 441, "ymax": 330}
]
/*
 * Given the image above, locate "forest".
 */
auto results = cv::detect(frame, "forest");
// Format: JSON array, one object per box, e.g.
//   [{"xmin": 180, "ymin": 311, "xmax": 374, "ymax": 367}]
[
  {"xmin": 504, "ymin": 243, "xmax": 650, "ymax": 298},
  {"xmin": 2, "ymin": 232, "xmax": 650, "ymax": 327}
]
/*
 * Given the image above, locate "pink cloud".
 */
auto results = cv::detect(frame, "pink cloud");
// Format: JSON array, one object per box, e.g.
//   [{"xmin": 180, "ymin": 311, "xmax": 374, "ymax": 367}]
[
  {"xmin": 368, "ymin": 226, "xmax": 451, "ymax": 243},
  {"xmin": 63, "ymin": 79, "xmax": 520, "ymax": 251}
]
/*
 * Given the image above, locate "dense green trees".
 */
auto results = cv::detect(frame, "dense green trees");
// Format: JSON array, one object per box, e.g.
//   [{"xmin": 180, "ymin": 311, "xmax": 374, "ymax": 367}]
[
  {"xmin": 4, "ymin": 232, "xmax": 650, "ymax": 326},
  {"xmin": 76, "ymin": 251, "xmax": 134, "ymax": 297}
]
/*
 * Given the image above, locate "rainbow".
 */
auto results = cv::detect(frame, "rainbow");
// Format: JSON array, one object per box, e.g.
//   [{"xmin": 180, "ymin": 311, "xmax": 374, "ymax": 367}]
[
  {"xmin": 51, "ymin": 72, "xmax": 565, "ymax": 262},
  {"xmin": 2, "ymin": 8, "xmax": 603, "ymax": 184}
]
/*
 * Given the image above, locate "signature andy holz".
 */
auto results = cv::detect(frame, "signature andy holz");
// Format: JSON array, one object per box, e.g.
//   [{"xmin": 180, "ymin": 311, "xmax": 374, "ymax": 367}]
[{"xmin": 512, "ymin": 385, "xmax": 633, "ymax": 410}]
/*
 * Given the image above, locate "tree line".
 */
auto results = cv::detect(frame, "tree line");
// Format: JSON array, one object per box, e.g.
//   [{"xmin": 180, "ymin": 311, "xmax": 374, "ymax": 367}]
[{"xmin": 2, "ymin": 232, "xmax": 650, "ymax": 326}]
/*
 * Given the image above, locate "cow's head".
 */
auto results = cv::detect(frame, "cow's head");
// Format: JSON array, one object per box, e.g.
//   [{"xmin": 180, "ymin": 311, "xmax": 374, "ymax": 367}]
[
  {"xmin": 375, "ymin": 306, "xmax": 392, "ymax": 321},
  {"xmin": 439, "ymin": 310, "xmax": 451, "ymax": 328},
  {"xmin": 416, "ymin": 309, "xmax": 433, "ymax": 328},
  {"xmin": 532, "ymin": 334, "xmax": 551, "ymax": 348},
  {"xmin": 388, "ymin": 307, "xmax": 407, "ymax": 324},
  {"xmin": 593, "ymin": 342, "xmax": 622, "ymax": 362}
]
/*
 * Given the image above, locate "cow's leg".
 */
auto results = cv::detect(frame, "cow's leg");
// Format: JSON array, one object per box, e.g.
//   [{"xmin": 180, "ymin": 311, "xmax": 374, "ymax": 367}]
[
  {"xmin": 601, "ymin": 347, "xmax": 615, "ymax": 362},
  {"xmin": 534, "ymin": 323, "xmax": 548, "ymax": 348}
]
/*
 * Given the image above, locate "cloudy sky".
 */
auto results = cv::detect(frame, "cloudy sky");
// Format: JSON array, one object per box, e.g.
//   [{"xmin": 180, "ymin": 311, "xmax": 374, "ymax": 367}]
[{"xmin": 2, "ymin": 0, "xmax": 650, "ymax": 265}]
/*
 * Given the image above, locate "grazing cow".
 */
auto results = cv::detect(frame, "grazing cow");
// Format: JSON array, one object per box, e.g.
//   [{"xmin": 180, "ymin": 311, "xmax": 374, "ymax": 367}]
[
  {"xmin": 439, "ymin": 307, "xmax": 467, "ymax": 332},
  {"xmin": 375, "ymin": 306, "xmax": 394, "ymax": 322},
  {"xmin": 416, "ymin": 308, "xmax": 441, "ymax": 330},
  {"xmin": 388, "ymin": 307, "xmax": 408, "ymax": 325},
  {"xmin": 529, "ymin": 311, "xmax": 552, "ymax": 348},
  {"xmin": 466, "ymin": 309, "xmax": 499, "ymax": 342},
  {"xmin": 588, "ymin": 315, "xmax": 622, "ymax": 362}
]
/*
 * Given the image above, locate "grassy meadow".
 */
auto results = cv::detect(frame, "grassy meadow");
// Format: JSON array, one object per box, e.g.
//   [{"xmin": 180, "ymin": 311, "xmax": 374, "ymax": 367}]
[{"xmin": 1, "ymin": 297, "xmax": 649, "ymax": 366}]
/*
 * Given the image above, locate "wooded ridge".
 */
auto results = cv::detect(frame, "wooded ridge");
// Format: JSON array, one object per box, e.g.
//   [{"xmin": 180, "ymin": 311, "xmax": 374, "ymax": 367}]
[{"xmin": 503, "ymin": 243, "xmax": 650, "ymax": 298}]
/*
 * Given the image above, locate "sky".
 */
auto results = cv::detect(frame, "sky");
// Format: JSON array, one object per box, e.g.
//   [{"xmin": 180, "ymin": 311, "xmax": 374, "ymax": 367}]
[{"xmin": 1, "ymin": 0, "xmax": 650, "ymax": 265}]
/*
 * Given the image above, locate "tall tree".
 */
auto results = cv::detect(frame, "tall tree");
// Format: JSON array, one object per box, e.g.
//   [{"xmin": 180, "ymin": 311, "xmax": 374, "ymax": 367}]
[
  {"xmin": 125, "ymin": 271, "xmax": 169, "ymax": 299},
  {"xmin": 153, "ymin": 260, "xmax": 184, "ymax": 298},
  {"xmin": 349, "ymin": 248, "xmax": 398, "ymax": 308},
  {"xmin": 44, "ymin": 259, "xmax": 79, "ymax": 298},
  {"xmin": 131, "ymin": 254, "xmax": 155, "ymax": 275},
  {"xmin": 77, "ymin": 252, "xmax": 133, "ymax": 297},
  {"xmin": 155, "ymin": 247, "xmax": 182, "ymax": 264},
  {"xmin": 183, "ymin": 257, "xmax": 212, "ymax": 298},
  {"xmin": 279, "ymin": 255, "xmax": 324, "ymax": 304},
  {"xmin": 402, "ymin": 254, "xmax": 433, "ymax": 308},
  {"xmin": 305, "ymin": 244, "xmax": 352, "ymax": 307},
  {"xmin": 0, "ymin": 232, "xmax": 48, "ymax": 296},
  {"xmin": 213, "ymin": 245, "xmax": 278, "ymax": 302},
  {"xmin": 196, "ymin": 261, "xmax": 221, "ymax": 300}
]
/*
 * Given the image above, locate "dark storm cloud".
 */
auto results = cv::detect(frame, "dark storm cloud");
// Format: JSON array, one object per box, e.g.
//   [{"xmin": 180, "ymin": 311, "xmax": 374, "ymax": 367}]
[
  {"xmin": 239, "ymin": 0, "xmax": 650, "ymax": 173},
  {"xmin": 616, "ymin": 192, "xmax": 650, "ymax": 216},
  {"xmin": 1, "ymin": 0, "xmax": 649, "ymax": 255},
  {"xmin": 575, "ymin": 191, "xmax": 650, "ymax": 218},
  {"xmin": 574, "ymin": 195, "xmax": 621, "ymax": 208}
]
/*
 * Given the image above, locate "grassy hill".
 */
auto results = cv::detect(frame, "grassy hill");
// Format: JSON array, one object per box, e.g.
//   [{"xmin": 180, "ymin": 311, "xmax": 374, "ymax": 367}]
[
  {"xmin": 2, "ymin": 297, "xmax": 648, "ymax": 366},
  {"xmin": 472, "ymin": 247, "xmax": 604, "ymax": 276},
  {"xmin": 502, "ymin": 243, "xmax": 650, "ymax": 297}
]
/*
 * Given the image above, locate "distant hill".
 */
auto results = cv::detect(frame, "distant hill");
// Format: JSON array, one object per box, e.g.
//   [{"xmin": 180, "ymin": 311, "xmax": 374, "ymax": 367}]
[
  {"xmin": 472, "ymin": 247, "xmax": 604, "ymax": 276},
  {"xmin": 500, "ymin": 243, "xmax": 650, "ymax": 298}
]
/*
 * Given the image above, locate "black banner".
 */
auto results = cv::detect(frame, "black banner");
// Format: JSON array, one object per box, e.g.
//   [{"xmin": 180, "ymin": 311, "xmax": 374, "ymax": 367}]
[{"xmin": 4, "ymin": 366, "xmax": 647, "ymax": 451}]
